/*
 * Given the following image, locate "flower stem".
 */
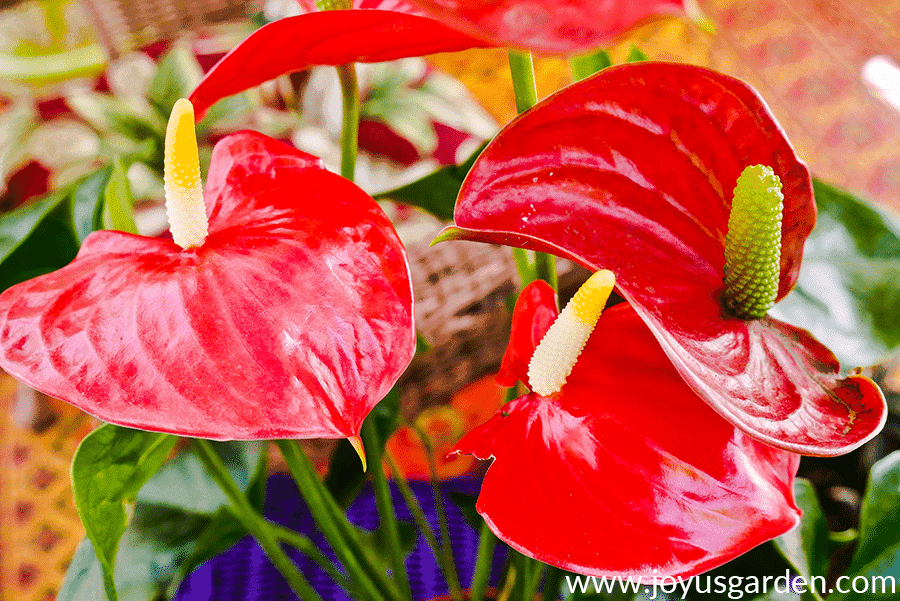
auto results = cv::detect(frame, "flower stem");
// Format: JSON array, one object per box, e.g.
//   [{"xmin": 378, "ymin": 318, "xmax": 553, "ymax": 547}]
[
  {"xmin": 192, "ymin": 440, "xmax": 322, "ymax": 601},
  {"xmin": 507, "ymin": 50, "xmax": 558, "ymax": 294},
  {"xmin": 507, "ymin": 51, "xmax": 537, "ymax": 114},
  {"xmin": 570, "ymin": 50, "xmax": 612, "ymax": 81},
  {"xmin": 384, "ymin": 450, "xmax": 459, "ymax": 594},
  {"xmin": 276, "ymin": 440, "xmax": 403, "ymax": 601},
  {"xmin": 362, "ymin": 420, "xmax": 413, "ymax": 601},
  {"xmin": 541, "ymin": 566, "xmax": 565, "ymax": 601},
  {"xmin": 337, "ymin": 63, "xmax": 360, "ymax": 182},
  {"xmin": 470, "ymin": 521, "xmax": 497, "ymax": 601},
  {"xmin": 269, "ymin": 522, "xmax": 353, "ymax": 592},
  {"xmin": 410, "ymin": 424, "xmax": 464, "ymax": 601}
]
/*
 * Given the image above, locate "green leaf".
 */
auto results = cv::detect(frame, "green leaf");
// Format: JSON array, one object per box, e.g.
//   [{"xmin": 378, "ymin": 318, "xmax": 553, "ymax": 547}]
[
  {"xmin": 102, "ymin": 157, "xmax": 139, "ymax": 234},
  {"xmin": 73, "ymin": 166, "xmax": 114, "ymax": 241},
  {"xmin": 61, "ymin": 441, "xmax": 266, "ymax": 601},
  {"xmin": 71, "ymin": 424, "xmax": 178, "ymax": 601},
  {"xmin": 174, "ymin": 507, "xmax": 250, "ymax": 587},
  {"xmin": 67, "ymin": 90, "xmax": 165, "ymax": 141},
  {"xmin": 147, "ymin": 42, "xmax": 204, "ymax": 119},
  {"xmin": 773, "ymin": 479, "xmax": 829, "ymax": 598},
  {"xmin": 0, "ymin": 188, "xmax": 78, "ymax": 291},
  {"xmin": 373, "ymin": 141, "xmax": 487, "ymax": 221},
  {"xmin": 137, "ymin": 441, "xmax": 265, "ymax": 514},
  {"xmin": 0, "ymin": 167, "xmax": 111, "ymax": 292},
  {"xmin": 770, "ymin": 179, "xmax": 900, "ymax": 367},
  {"xmin": 830, "ymin": 451, "xmax": 900, "ymax": 601}
]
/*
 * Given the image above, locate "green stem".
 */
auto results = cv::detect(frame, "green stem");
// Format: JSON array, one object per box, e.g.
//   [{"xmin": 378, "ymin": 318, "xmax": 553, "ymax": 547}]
[
  {"xmin": 523, "ymin": 561, "xmax": 546, "ymax": 600},
  {"xmin": 276, "ymin": 440, "xmax": 402, "ymax": 601},
  {"xmin": 406, "ymin": 426, "xmax": 464, "ymax": 601},
  {"xmin": 337, "ymin": 63, "xmax": 360, "ymax": 182},
  {"xmin": 193, "ymin": 440, "xmax": 322, "ymax": 601},
  {"xmin": 507, "ymin": 51, "xmax": 558, "ymax": 293},
  {"xmin": 569, "ymin": 50, "xmax": 612, "ymax": 82},
  {"xmin": 384, "ymin": 451, "xmax": 453, "ymax": 588},
  {"xmin": 507, "ymin": 51, "xmax": 538, "ymax": 114},
  {"xmin": 512, "ymin": 248, "xmax": 536, "ymax": 286},
  {"xmin": 470, "ymin": 521, "xmax": 497, "ymax": 601},
  {"xmin": 411, "ymin": 424, "xmax": 464, "ymax": 601},
  {"xmin": 362, "ymin": 421, "xmax": 413, "ymax": 601},
  {"xmin": 270, "ymin": 522, "xmax": 353, "ymax": 592},
  {"xmin": 541, "ymin": 566, "xmax": 565, "ymax": 601},
  {"xmin": 534, "ymin": 252, "xmax": 558, "ymax": 292},
  {"xmin": 0, "ymin": 44, "xmax": 107, "ymax": 82}
]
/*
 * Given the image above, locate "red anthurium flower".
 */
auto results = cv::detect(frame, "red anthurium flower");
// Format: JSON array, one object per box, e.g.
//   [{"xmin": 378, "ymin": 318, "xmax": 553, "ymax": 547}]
[
  {"xmin": 445, "ymin": 62, "xmax": 886, "ymax": 456},
  {"xmin": 454, "ymin": 280, "xmax": 801, "ymax": 578},
  {"xmin": 0, "ymin": 108, "xmax": 414, "ymax": 441},
  {"xmin": 406, "ymin": 0, "xmax": 686, "ymax": 54},
  {"xmin": 188, "ymin": 3, "xmax": 490, "ymax": 121}
]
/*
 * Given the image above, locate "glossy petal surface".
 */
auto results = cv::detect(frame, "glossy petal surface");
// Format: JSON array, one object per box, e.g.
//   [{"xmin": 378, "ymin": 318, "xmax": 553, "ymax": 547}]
[
  {"xmin": 450, "ymin": 62, "xmax": 886, "ymax": 455},
  {"xmin": 188, "ymin": 10, "xmax": 489, "ymax": 120},
  {"xmin": 455, "ymin": 287, "xmax": 801, "ymax": 577},
  {"xmin": 0, "ymin": 131, "xmax": 415, "ymax": 440},
  {"xmin": 407, "ymin": 0, "xmax": 685, "ymax": 54}
]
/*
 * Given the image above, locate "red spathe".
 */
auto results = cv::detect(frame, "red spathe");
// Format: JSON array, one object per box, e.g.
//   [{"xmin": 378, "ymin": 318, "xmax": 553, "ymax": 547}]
[
  {"xmin": 455, "ymin": 282, "xmax": 801, "ymax": 578},
  {"xmin": 0, "ymin": 131, "xmax": 415, "ymax": 440},
  {"xmin": 448, "ymin": 62, "xmax": 886, "ymax": 456}
]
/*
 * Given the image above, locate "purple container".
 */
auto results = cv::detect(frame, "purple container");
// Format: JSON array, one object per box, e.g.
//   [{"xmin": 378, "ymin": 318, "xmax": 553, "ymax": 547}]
[{"xmin": 174, "ymin": 474, "xmax": 506, "ymax": 601}]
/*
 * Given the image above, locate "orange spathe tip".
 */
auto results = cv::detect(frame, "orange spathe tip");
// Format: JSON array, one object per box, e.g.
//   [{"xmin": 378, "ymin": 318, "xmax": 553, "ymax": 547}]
[{"xmin": 348, "ymin": 435, "xmax": 367, "ymax": 472}]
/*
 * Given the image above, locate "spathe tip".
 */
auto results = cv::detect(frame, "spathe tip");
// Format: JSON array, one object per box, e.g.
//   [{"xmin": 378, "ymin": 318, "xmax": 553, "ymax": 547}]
[{"xmin": 348, "ymin": 435, "xmax": 367, "ymax": 472}]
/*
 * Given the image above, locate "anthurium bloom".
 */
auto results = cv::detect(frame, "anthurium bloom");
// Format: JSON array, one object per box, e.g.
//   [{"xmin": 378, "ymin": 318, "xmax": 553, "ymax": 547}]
[
  {"xmin": 188, "ymin": 2, "xmax": 490, "ymax": 121},
  {"xmin": 454, "ymin": 280, "xmax": 801, "ymax": 578},
  {"xmin": 0, "ymin": 108, "xmax": 414, "ymax": 440},
  {"xmin": 406, "ymin": 0, "xmax": 686, "ymax": 54},
  {"xmin": 445, "ymin": 62, "xmax": 886, "ymax": 456}
]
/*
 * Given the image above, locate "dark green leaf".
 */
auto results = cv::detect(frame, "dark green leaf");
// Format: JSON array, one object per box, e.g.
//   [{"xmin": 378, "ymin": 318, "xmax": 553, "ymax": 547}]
[
  {"xmin": 71, "ymin": 424, "xmax": 178, "ymax": 601},
  {"xmin": 0, "ymin": 189, "xmax": 80, "ymax": 291},
  {"xmin": 373, "ymin": 142, "xmax": 487, "ymax": 221},
  {"xmin": 770, "ymin": 179, "xmax": 900, "ymax": 367},
  {"xmin": 0, "ymin": 167, "xmax": 110, "ymax": 291},
  {"xmin": 830, "ymin": 451, "xmax": 900, "ymax": 601},
  {"xmin": 774, "ymin": 479, "xmax": 830, "ymax": 593},
  {"xmin": 175, "ymin": 507, "xmax": 250, "ymax": 587},
  {"xmin": 447, "ymin": 490, "xmax": 481, "ymax": 531},
  {"xmin": 73, "ymin": 166, "xmax": 113, "ymax": 241},
  {"xmin": 137, "ymin": 441, "xmax": 265, "ymax": 515},
  {"xmin": 102, "ymin": 157, "xmax": 138, "ymax": 234}
]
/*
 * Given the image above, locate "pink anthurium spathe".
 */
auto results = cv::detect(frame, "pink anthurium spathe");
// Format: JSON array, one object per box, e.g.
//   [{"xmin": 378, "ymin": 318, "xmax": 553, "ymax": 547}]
[
  {"xmin": 454, "ymin": 280, "xmax": 801, "ymax": 578},
  {"xmin": 188, "ymin": 5, "xmax": 490, "ymax": 120},
  {"xmin": 0, "ymin": 109, "xmax": 415, "ymax": 441},
  {"xmin": 444, "ymin": 62, "xmax": 886, "ymax": 456},
  {"xmin": 406, "ymin": 0, "xmax": 687, "ymax": 54}
]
